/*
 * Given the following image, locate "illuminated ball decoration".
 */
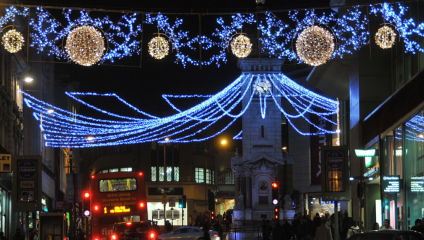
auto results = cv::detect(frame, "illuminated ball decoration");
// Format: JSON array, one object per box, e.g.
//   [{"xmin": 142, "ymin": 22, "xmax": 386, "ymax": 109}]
[
  {"xmin": 65, "ymin": 26, "xmax": 105, "ymax": 66},
  {"xmin": 2, "ymin": 29, "xmax": 24, "ymax": 53},
  {"xmin": 148, "ymin": 36, "xmax": 170, "ymax": 60},
  {"xmin": 375, "ymin": 26, "xmax": 396, "ymax": 49},
  {"xmin": 231, "ymin": 35, "xmax": 252, "ymax": 58},
  {"xmin": 295, "ymin": 26, "xmax": 335, "ymax": 66}
]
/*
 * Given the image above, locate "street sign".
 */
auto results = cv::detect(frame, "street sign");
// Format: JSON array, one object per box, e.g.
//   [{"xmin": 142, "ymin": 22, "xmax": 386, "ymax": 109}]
[
  {"xmin": 0, "ymin": 154, "xmax": 11, "ymax": 173},
  {"xmin": 12, "ymin": 155, "xmax": 42, "ymax": 212},
  {"xmin": 162, "ymin": 193, "xmax": 168, "ymax": 204},
  {"xmin": 168, "ymin": 197, "xmax": 176, "ymax": 207}
]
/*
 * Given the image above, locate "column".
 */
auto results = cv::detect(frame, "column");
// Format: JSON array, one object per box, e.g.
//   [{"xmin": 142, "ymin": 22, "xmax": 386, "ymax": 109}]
[
  {"xmin": 234, "ymin": 172, "xmax": 240, "ymax": 204},
  {"xmin": 245, "ymin": 171, "xmax": 252, "ymax": 209}
]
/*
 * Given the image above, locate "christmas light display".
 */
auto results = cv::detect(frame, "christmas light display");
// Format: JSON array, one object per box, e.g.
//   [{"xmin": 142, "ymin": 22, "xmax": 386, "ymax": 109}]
[
  {"xmin": 233, "ymin": 130, "xmax": 243, "ymax": 140},
  {"xmin": 370, "ymin": 2, "xmax": 424, "ymax": 54},
  {"xmin": 375, "ymin": 25, "xmax": 396, "ymax": 49},
  {"xmin": 148, "ymin": 35, "xmax": 170, "ymax": 59},
  {"xmin": 1, "ymin": 2, "xmax": 423, "ymax": 67},
  {"xmin": 2, "ymin": 29, "xmax": 24, "ymax": 53},
  {"xmin": 65, "ymin": 26, "xmax": 105, "ymax": 66},
  {"xmin": 230, "ymin": 34, "xmax": 252, "ymax": 58},
  {"xmin": 295, "ymin": 25, "xmax": 334, "ymax": 66},
  {"xmin": 405, "ymin": 115, "xmax": 424, "ymax": 142},
  {"xmin": 29, "ymin": 8, "xmax": 142, "ymax": 65},
  {"xmin": 22, "ymin": 73, "xmax": 338, "ymax": 148}
]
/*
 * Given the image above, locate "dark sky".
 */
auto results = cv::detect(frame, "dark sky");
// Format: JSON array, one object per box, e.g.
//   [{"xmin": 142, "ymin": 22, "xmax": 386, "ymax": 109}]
[{"xmin": 24, "ymin": 0, "xmax": 330, "ymax": 118}]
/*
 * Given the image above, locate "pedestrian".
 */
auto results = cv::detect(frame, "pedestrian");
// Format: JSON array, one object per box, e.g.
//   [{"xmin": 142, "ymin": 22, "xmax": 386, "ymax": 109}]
[
  {"xmin": 203, "ymin": 222, "xmax": 211, "ymax": 240},
  {"xmin": 380, "ymin": 219, "xmax": 393, "ymax": 230},
  {"xmin": 281, "ymin": 219, "xmax": 292, "ymax": 240},
  {"xmin": 372, "ymin": 222, "xmax": 380, "ymax": 230},
  {"xmin": 13, "ymin": 228, "xmax": 21, "ymax": 240},
  {"xmin": 272, "ymin": 220, "xmax": 281, "ymax": 240},
  {"xmin": 411, "ymin": 219, "xmax": 422, "ymax": 231},
  {"xmin": 292, "ymin": 214, "xmax": 301, "ymax": 240},
  {"xmin": 261, "ymin": 219, "xmax": 271, "ymax": 240},
  {"xmin": 0, "ymin": 231, "xmax": 8, "ymax": 240},
  {"xmin": 346, "ymin": 221, "xmax": 359, "ymax": 239},
  {"xmin": 315, "ymin": 218, "xmax": 333, "ymax": 240}
]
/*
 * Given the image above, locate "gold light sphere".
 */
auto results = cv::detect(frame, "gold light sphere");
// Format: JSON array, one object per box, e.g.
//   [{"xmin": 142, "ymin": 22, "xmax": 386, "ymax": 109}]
[
  {"xmin": 375, "ymin": 25, "xmax": 396, "ymax": 49},
  {"xmin": 231, "ymin": 35, "xmax": 252, "ymax": 58},
  {"xmin": 296, "ymin": 25, "xmax": 335, "ymax": 66},
  {"xmin": 2, "ymin": 29, "xmax": 24, "ymax": 53},
  {"xmin": 148, "ymin": 36, "xmax": 170, "ymax": 60},
  {"xmin": 65, "ymin": 26, "xmax": 105, "ymax": 66}
]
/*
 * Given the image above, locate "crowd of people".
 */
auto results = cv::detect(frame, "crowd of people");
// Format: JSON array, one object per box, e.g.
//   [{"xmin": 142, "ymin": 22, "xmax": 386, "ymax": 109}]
[{"xmin": 258, "ymin": 211, "xmax": 424, "ymax": 240}]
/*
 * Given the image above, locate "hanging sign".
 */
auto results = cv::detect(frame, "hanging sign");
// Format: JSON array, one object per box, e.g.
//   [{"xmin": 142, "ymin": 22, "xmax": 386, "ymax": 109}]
[{"xmin": 382, "ymin": 175, "xmax": 400, "ymax": 193}]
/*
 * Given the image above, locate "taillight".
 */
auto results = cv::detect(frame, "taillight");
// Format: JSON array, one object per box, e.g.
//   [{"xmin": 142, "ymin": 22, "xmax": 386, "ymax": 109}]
[
  {"xmin": 139, "ymin": 172, "xmax": 143, "ymax": 176},
  {"xmin": 91, "ymin": 175, "xmax": 95, "ymax": 179},
  {"xmin": 94, "ymin": 205, "xmax": 99, "ymax": 211},
  {"xmin": 126, "ymin": 222, "xmax": 132, "ymax": 226},
  {"xmin": 213, "ymin": 234, "xmax": 219, "ymax": 237},
  {"xmin": 149, "ymin": 232, "xmax": 155, "ymax": 239},
  {"xmin": 111, "ymin": 235, "xmax": 117, "ymax": 240},
  {"xmin": 94, "ymin": 238, "xmax": 99, "ymax": 240},
  {"xmin": 139, "ymin": 202, "xmax": 145, "ymax": 208}
]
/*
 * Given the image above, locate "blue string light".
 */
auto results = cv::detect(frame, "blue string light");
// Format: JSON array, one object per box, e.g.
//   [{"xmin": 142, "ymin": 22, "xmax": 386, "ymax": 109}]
[
  {"xmin": 0, "ymin": 6, "xmax": 29, "ymax": 29},
  {"xmin": 22, "ymin": 73, "xmax": 338, "ymax": 148},
  {"xmin": 259, "ymin": 6, "xmax": 369, "ymax": 63},
  {"xmin": 29, "ymin": 7, "xmax": 142, "ymax": 65},
  {"xmin": 233, "ymin": 130, "xmax": 243, "ymax": 140}
]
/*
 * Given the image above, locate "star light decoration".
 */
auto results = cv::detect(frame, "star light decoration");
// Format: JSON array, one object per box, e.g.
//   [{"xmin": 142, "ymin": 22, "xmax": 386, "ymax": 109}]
[
  {"xmin": 370, "ymin": 3, "xmax": 424, "ymax": 54},
  {"xmin": 259, "ymin": 7, "xmax": 369, "ymax": 65},
  {"xmin": 29, "ymin": 8, "xmax": 142, "ymax": 65},
  {"xmin": 65, "ymin": 26, "xmax": 105, "ymax": 66},
  {"xmin": 375, "ymin": 25, "xmax": 396, "ymax": 49},
  {"xmin": 2, "ymin": 29, "xmax": 25, "ymax": 53},
  {"xmin": 21, "ymin": 73, "xmax": 338, "ymax": 148},
  {"xmin": 295, "ymin": 25, "xmax": 334, "ymax": 66},
  {"xmin": 148, "ymin": 35, "xmax": 170, "ymax": 59},
  {"xmin": 230, "ymin": 34, "xmax": 252, "ymax": 58}
]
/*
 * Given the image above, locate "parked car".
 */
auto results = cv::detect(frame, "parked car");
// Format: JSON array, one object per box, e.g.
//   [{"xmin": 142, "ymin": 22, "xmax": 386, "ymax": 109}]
[
  {"xmin": 158, "ymin": 226, "xmax": 220, "ymax": 240},
  {"xmin": 111, "ymin": 221, "xmax": 158, "ymax": 240},
  {"xmin": 347, "ymin": 230, "xmax": 424, "ymax": 240}
]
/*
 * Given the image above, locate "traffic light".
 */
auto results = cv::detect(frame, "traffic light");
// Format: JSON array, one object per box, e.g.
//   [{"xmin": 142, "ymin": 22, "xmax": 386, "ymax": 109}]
[
  {"xmin": 211, "ymin": 211, "xmax": 215, "ymax": 221},
  {"xmin": 178, "ymin": 198, "xmax": 183, "ymax": 208},
  {"xmin": 83, "ymin": 191, "xmax": 90, "ymax": 217},
  {"xmin": 272, "ymin": 182, "xmax": 279, "ymax": 205},
  {"xmin": 182, "ymin": 195, "xmax": 187, "ymax": 208},
  {"xmin": 274, "ymin": 206, "xmax": 279, "ymax": 220}
]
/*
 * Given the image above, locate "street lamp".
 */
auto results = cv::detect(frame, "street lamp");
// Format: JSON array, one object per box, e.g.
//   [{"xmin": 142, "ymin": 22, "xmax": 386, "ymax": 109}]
[{"xmin": 24, "ymin": 77, "xmax": 33, "ymax": 83}]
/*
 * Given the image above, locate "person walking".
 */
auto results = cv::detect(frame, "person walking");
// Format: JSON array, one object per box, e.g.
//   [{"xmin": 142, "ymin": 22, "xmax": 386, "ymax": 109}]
[
  {"xmin": 315, "ymin": 218, "xmax": 333, "ymax": 240},
  {"xmin": 346, "ymin": 221, "xmax": 359, "ymax": 239},
  {"xmin": 372, "ymin": 222, "xmax": 380, "ymax": 230}
]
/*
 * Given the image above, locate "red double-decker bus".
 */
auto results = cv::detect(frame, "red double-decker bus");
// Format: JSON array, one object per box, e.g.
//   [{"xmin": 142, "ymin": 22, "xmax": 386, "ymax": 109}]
[{"xmin": 90, "ymin": 171, "xmax": 148, "ymax": 240}]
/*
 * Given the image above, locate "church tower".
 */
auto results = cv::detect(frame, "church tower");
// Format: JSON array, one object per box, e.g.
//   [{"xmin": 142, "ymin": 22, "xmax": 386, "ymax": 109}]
[{"xmin": 232, "ymin": 58, "xmax": 290, "ymax": 225}]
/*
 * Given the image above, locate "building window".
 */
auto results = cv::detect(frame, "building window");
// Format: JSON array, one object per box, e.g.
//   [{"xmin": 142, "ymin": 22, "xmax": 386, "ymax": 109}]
[
  {"xmin": 174, "ymin": 167, "xmax": 179, "ymax": 181},
  {"xmin": 261, "ymin": 125, "xmax": 265, "ymax": 138},
  {"xmin": 166, "ymin": 166, "xmax": 172, "ymax": 182},
  {"xmin": 120, "ymin": 167, "xmax": 132, "ymax": 172},
  {"xmin": 159, "ymin": 167, "xmax": 164, "ymax": 181},
  {"xmin": 212, "ymin": 170, "xmax": 215, "ymax": 184},
  {"xmin": 206, "ymin": 169, "xmax": 211, "ymax": 184},
  {"xmin": 151, "ymin": 167, "xmax": 157, "ymax": 182},
  {"xmin": 195, "ymin": 168, "xmax": 204, "ymax": 183},
  {"xmin": 109, "ymin": 168, "xmax": 119, "ymax": 173},
  {"xmin": 218, "ymin": 170, "xmax": 234, "ymax": 184}
]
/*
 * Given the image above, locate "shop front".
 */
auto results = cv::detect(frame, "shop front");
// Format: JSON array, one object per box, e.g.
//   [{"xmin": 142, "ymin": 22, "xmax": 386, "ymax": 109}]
[{"xmin": 378, "ymin": 108, "xmax": 424, "ymax": 230}]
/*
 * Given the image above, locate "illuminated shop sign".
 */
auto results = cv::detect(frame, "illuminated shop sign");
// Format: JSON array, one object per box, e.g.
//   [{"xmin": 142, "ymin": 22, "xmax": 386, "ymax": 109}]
[
  {"xmin": 411, "ymin": 176, "xmax": 424, "ymax": 192},
  {"xmin": 382, "ymin": 175, "xmax": 400, "ymax": 193}
]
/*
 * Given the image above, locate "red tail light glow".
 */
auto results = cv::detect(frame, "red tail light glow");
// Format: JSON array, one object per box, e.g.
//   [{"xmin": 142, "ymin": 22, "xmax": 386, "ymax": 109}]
[
  {"xmin": 126, "ymin": 222, "xmax": 132, "ymax": 226},
  {"xmin": 139, "ymin": 202, "xmax": 145, "ymax": 208},
  {"xmin": 94, "ymin": 205, "xmax": 99, "ymax": 211},
  {"xmin": 94, "ymin": 238, "xmax": 99, "ymax": 240},
  {"xmin": 213, "ymin": 234, "xmax": 219, "ymax": 237},
  {"xmin": 91, "ymin": 175, "xmax": 95, "ymax": 179},
  {"xmin": 111, "ymin": 235, "xmax": 117, "ymax": 240},
  {"xmin": 139, "ymin": 172, "xmax": 143, "ymax": 176},
  {"xmin": 149, "ymin": 232, "xmax": 155, "ymax": 239}
]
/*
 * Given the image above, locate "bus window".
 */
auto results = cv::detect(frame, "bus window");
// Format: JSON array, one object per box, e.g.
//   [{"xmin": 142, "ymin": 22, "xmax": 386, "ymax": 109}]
[{"xmin": 99, "ymin": 178, "xmax": 137, "ymax": 192}]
